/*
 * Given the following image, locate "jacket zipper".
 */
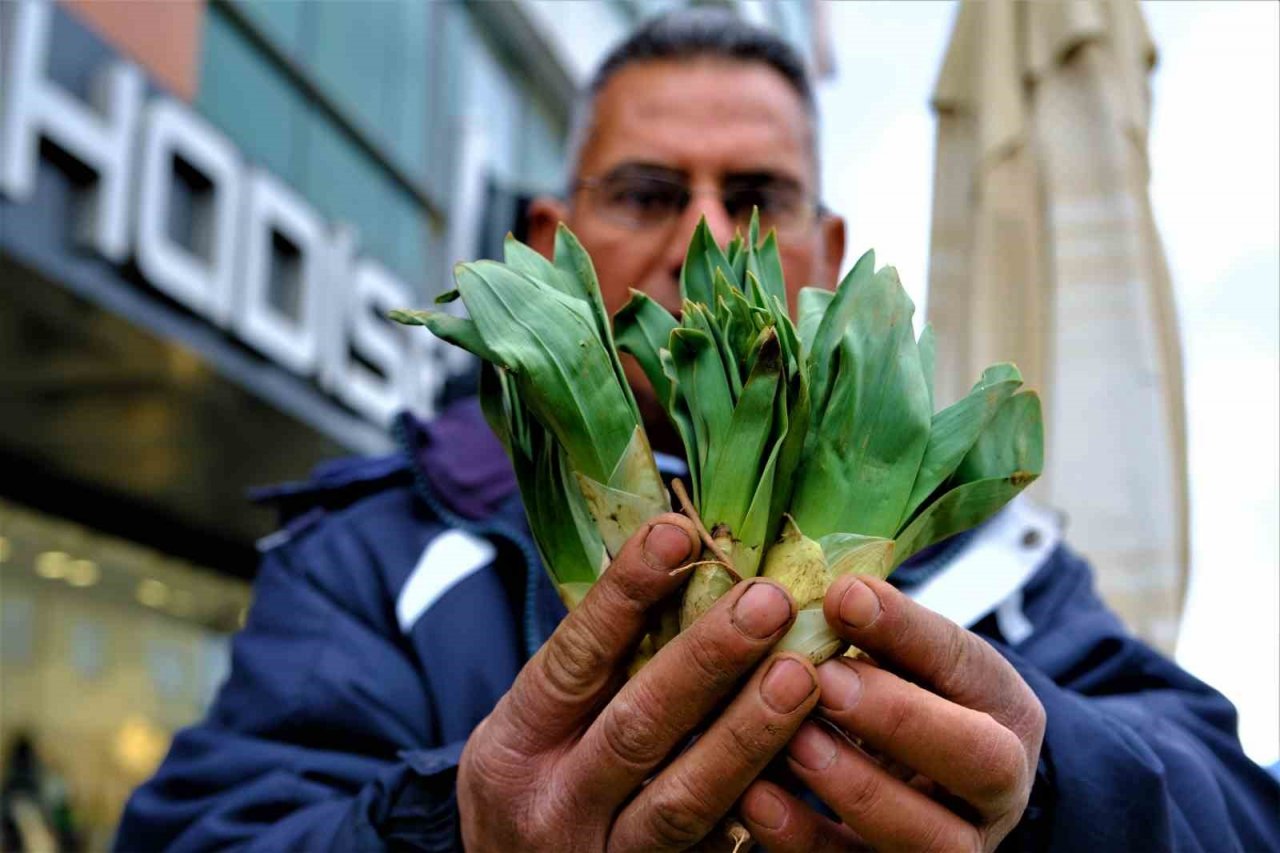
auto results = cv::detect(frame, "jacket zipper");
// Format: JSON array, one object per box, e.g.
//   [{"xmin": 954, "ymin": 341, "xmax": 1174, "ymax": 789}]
[{"xmin": 393, "ymin": 416, "xmax": 549, "ymax": 660}]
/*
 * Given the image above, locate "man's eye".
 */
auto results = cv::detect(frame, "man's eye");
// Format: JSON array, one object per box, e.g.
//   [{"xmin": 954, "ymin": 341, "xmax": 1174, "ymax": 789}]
[
  {"xmin": 728, "ymin": 188, "xmax": 798, "ymax": 218},
  {"xmin": 612, "ymin": 185, "xmax": 678, "ymax": 211},
  {"xmin": 727, "ymin": 190, "xmax": 772, "ymax": 217}
]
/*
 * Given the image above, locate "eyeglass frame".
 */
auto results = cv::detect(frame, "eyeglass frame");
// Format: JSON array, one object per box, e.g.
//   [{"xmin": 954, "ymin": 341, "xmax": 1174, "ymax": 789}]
[{"xmin": 569, "ymin": 164, "xmax": 827, "ymax": 237}]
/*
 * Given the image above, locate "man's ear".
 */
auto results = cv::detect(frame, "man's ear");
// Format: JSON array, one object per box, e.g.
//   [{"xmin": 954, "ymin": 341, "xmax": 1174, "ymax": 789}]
[
  {"xmin": 819, "ymin": 213, "xmax": 846, "ymax": 289},
  {"xmin": 526, "ymin": 196, "xmax": 569, "ymax": 260}
]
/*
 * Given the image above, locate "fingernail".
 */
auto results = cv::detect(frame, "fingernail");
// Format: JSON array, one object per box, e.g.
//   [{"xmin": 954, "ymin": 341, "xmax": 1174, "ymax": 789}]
[
  {"xmin": 838, "ymin": 577, "xmax": 881, "ymax": 628},
  {"xmin": 644, "ymin": 523, "xmax": 691, "ymax": 569},
  {"xmin": 733, "ymin": 582, "xmax": 792, "ymax": 639},
  {"xmin": 746, "ymin": 788, "xmax": 787, "ymax": 830},
  {"xmin": 789, "ymin": 722, "xmax": 836, "ymax": 771},
  {"xmin": 761, "ymin": 657, "xmax": 816, "ymax": 713},
  {"xmin": 816, "ymin": 660, "xmax": 862, "ymax": 711}
]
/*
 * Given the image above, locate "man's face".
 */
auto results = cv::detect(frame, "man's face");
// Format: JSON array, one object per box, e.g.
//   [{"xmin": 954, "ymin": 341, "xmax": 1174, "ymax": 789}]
[
  {"xmin": 530, "ymin": 58, "xmax": 845, "ymax": 316},
  {"xmin": 528, "ymin": 58, "xmax": 845, "ymax": 449}
]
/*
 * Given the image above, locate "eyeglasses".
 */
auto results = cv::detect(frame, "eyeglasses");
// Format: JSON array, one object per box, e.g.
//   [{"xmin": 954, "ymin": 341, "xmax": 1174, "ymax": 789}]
[{"xmin": 574, "ymin": 171, "xmax": 821, "ymax": 236}]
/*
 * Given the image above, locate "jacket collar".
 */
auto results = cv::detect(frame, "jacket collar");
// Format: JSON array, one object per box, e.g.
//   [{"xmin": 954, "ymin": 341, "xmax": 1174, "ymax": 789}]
[{"xmin": 397, "ymin": 399, "xmax": 517, "ymax": 522}]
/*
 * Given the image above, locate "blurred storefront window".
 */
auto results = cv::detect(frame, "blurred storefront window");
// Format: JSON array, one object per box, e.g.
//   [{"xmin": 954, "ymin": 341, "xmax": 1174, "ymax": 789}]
[{"xmin": 0, "ymin": 499, "xmax": 250, "ymax": 850}]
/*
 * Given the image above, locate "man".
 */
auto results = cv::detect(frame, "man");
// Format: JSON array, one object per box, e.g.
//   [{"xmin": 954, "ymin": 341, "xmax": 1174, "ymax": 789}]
[{"xmin": 118, "ymin": 10, "xmax": 1278, "ymax": 852}]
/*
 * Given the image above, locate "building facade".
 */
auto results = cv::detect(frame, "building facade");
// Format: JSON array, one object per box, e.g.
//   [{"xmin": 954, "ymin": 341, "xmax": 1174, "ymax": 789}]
[{"xmin": 0, "ymin": 0, "xmax": 816, "ymax": 845}]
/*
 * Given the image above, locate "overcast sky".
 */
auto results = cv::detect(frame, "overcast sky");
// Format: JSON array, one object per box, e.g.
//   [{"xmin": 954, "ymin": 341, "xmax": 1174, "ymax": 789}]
[{"xmin": 817, "ymin": 1, "xmax": 1279, "ymax": 765}]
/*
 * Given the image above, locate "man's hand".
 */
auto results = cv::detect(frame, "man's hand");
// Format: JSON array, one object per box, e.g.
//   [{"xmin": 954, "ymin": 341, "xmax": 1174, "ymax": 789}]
[
  {"xmin": 740, "ymin": 575, "xmax": 1046, "ymax": 852},
  {"xmin": 457, "ymin": 514, "xmax": 820, "ymax": 851}
]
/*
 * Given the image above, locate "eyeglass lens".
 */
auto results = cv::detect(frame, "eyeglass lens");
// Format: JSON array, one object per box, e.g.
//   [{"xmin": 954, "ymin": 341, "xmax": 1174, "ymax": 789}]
[{"xmin": 591, "ymin": 172, "xmax": 811, "ymax": 233}]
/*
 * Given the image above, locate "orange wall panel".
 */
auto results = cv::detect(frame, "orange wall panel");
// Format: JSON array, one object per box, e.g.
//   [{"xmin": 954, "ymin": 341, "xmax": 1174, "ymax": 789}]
[{"xmin": 58, "ymin": 0, "xmax": 207, "ymax": 101}]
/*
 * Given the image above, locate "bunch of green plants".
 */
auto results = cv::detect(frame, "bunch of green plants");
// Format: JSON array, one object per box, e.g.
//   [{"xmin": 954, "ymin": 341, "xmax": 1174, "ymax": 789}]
[{"xmin": 391, "ymin": 214, "xmax": 1043, "ymax": 664}]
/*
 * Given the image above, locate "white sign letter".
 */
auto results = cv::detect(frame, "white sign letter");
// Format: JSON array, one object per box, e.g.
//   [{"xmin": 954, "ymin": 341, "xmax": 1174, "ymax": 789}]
[
  {"xmin": 135, "ymin": 98, "xmax": 241, "ymax": 324},
  {"xmin": 235, "ymin": 169, "xmax": 324, "ymax": 375},
  {"xmin": 338, "ymin": 260, "xmax": 412, "ymax": 425},
  {"xmin": 0, "ymin": 1, "xmax": 141, "ymax": 261}
]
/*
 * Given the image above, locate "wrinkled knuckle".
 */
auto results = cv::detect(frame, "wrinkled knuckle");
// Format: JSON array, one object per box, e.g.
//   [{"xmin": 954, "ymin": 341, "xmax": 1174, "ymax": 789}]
[
  {"xmin": 879, "ymin": 691, "xmax": 915, "ymax": 745},
  {"xmin": 682, "ymin": 625, "xmax": 738, "ymax": 690},
  {"xmin": 461, "ymin": 723, "xmax": 531, "ymax": 793},
  {"xmin": 945, "ymin": 628, "xmax": 976, "ymax": 675},
  {"xmin": 646, "ymin": 780, "xmax": 716, "ymax": 849},
  {"xmin": 525, "ymin": 806, "xmax": 569, "ymax": 850},
  {"xmin": 527, "ymin": 778, "xmax": 587, "ymax": 847},
  {"xmin": 725, "ymin": 715, "xmax": 772, "ymax": 759},
  {"xmin": 488, "ymin": 692, "xmax": 544, "ymax": 754},
  {"xmin": 968, "ymin": 723, "xmax": 1027, "ymax": 808},
  {"xmin": 843, "ymin": 766, "xmax": 884, "ymax": 817},
  {"xmin": 1016, "ymin": 689, "xmax": 1047, "ymax": 740},
  {"xmin": 542, "ymin": 622, "xmax": 610, "ymax": 700},
  {"xmin": 604, "ymin": 560, "xmax": 660, "ymax": 610},
  {"xmin": 933, "ymin": 630, "xmax": 980, "ymax": 696},
  {"xmin": 601, "ymin": 690, "xmax": 668, "ymax": 771},
  {"xmin": 879, "ymin": 602, "xmax": 914, "ymax": 647}
]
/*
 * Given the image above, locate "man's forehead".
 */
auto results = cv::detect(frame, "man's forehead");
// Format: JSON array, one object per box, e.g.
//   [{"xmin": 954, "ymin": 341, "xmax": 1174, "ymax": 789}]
[{"xmin": 578, "ymin": 58, "xmax": 816, "ymax": 184}]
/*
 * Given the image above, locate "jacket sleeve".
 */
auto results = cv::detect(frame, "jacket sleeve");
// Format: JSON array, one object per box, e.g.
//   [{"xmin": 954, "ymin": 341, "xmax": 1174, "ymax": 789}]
[
  {"xmin": 114, "ymin": 499, "xmax": 474, "ymax": 853},
  {"xmin": 990, "ymin": 547, "xmax": 1280, "ymax": 851}
]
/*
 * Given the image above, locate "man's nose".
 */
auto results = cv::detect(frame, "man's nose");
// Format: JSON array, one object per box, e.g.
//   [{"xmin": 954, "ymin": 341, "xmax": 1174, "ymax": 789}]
[{"xmin": 664, "ymin": 190, "xmax": 735, "ymax": 277}]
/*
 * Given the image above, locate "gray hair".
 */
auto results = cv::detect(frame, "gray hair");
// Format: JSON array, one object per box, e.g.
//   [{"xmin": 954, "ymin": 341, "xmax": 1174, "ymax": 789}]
[{"xmin": 563, "ymin": 7, "xmax": 819, "ymax": 192}]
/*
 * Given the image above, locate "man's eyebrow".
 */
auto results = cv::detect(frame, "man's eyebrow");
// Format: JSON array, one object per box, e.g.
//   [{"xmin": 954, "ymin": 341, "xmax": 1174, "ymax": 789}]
[
  {"xmin": 601, "ymin": 162, "xmax": 687, "ymax": 182},
  {"xmin": 722, "ymin": 170, "xmax": 806, "ymax": 189}
]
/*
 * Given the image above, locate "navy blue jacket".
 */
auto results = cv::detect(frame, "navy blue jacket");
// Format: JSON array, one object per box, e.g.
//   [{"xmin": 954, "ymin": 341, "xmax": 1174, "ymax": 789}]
[{"xmin": 116, "ymin": 400, "xmax": 1279, "ymax": 851}]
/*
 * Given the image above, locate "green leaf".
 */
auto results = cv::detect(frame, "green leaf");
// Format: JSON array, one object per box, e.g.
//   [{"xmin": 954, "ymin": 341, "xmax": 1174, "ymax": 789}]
[
  {"xmin": 817, "ymin": 532, "xmax": 896, "ymax": 579},
  {"xmin": 391, "ymin": 309, "xmax": 502, "ymax": 365},
  {"xmin": 791, "ymin": 265, "xmax": 931, "ymax": 539},
  {"xmin": 553, "ymin": 225, "xmax": 641, "ymax": 423},
  {"xmin": 952, "ymin": 391, "xmax": 1045, "ymax": 485},
  {"xmin": 606, "ymin": 426, "xmax": 670, "ymax": 514},
  {"xmin": 721, "ymin": 288, "xmax": 759, "ymax": 371},
  {"xmin": 575, "ymin": 471, "xmax": 669, "ymax": 560},
  {"xmin": 477, "ymin": 362, "xmax": 516, "ymax": 455},
  {"xmin": 452, "ymin": 261, "xmax": 636, "ymax": 485},
  {"xmin": 767, "ymin": 366, "xmax": 810, "ymax": 531},
  {"xmin": 918, "ymin": 324, "xmax": 936, "ymax": 412},
  {"xmin": 898, "ymin": 363, "xmax": 1023, "ymax": 529},
  {"xmin": 614, "ymin": 290, "xmax": 678, "ymax": 410},
  {"xmin": 482, "ymin": 363, "xmax": 604, "ymax": 588},
  {"xmin": 668, "ymin": 326, "xmax": 736, "ymax": 505},
  {"xmin": 522, "ymin": 421, "xmax": 607, "ymax": 584},
  {"xmin": 680, "ymin": 218, "xmax": 736, "ymax": 304},
  {"xmin": 701, "ymin": 329, "xmax": 782, "ymax": 535},
  {"xmin": 893, "ymin": 474, "xmax": 1035, "ymax": 566},
  {"xmin": 503, "ymin": 234, "xmax": 577, "ymax": 297},
  {"xmin": 756, "ymin": 231, "xmax": 787, "ymax": 306},
  {"xmin": 696, "ymin": 283, "xmax": 743, "ymax": 397},
  {"xmin": 893, "ymin": 391, "xmax": 1043, "ymax": 565},
  {"xmin": 726, "ymin": 232, "xmax": 744, "ymax": 268},
  {"xmin": 660, "ymin": 346, "xmax": 701, "ymax": 498},
  {"xmin": 736, "ymin": 429, "xmax": 788, "ymax": 579},
  {"xmin": 770, "ymin": 293, "xmax": 801, "ymax": 370},
  {"xmin": 729, "ymin": 231, "xmax": 748, "ymax": 282},
  {"xmin": 387, "ymin": 308, "xmax": 433, "ymax": 326},
  {"xmin": 806, "ymin": 249, "xmax": 875, "ymax": 415},
  {"xmin": 700, "ymin": 220, "xmax": 737, "ymax": 297},
  {"xmin": 797, "ymin": 287, "xmax": 834, "ymax": 357}
]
